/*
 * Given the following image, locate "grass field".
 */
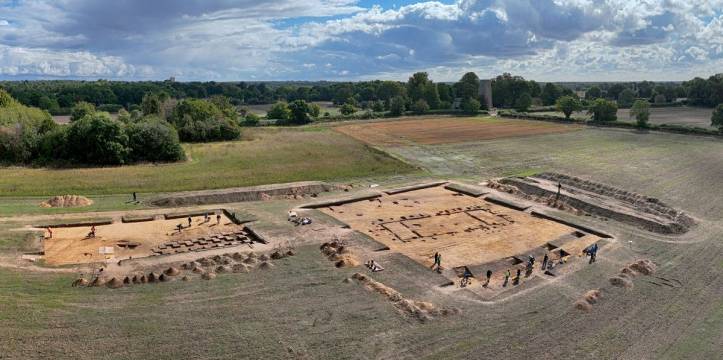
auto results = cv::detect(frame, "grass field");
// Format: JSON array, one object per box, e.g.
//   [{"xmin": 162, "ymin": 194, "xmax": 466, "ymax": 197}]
[
  {"xmin": 334, "ymin": 116, "xmax": 580, "ymax": 145},
  {"xmin": 534, "ymin": 106, "xmax": 715, "ymax": 129},
  {"xmin": 0, "ymin": 127, "xmax": 416, "ymax": 196}
]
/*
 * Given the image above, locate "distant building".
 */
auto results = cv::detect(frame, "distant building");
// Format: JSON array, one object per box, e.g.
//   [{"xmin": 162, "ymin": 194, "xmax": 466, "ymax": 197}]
[
  {"xmin": 575, "ymin": 90, "xmax": 586, "ymax": 99},
  {"xmin": 478, "ymin": 79, "xmax": 493, "ymax": 109},
  {"xmin": 167, "ymin": 76, "xmax": 176, "ymax": 83}
]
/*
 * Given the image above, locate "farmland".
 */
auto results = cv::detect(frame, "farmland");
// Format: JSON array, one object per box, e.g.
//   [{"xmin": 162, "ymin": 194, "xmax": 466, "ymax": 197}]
[{"xmin": 533, "ymin": 106, "xmax": 715, "ymax": 129}]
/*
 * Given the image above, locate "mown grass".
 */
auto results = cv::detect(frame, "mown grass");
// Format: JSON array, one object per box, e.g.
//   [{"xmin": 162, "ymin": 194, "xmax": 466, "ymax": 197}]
[{"xmin": 0, "ymin": 127, "xmax": 416, "ymax": 196}]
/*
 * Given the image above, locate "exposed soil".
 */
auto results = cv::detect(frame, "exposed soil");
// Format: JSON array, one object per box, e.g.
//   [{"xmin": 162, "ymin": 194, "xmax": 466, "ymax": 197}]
[
  {"xmin": 40, "ymin": 195, "xmax": 93, "ymax": 208},
  {"xmin": 334, "ymin": 116, "xmax": 580, "ymax": 146}
]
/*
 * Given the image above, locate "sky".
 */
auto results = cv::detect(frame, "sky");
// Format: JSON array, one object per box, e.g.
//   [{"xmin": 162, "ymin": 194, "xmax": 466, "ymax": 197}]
[{"xmin": 0, "ymin": 0, "xmax": 721, "ymax": 82}]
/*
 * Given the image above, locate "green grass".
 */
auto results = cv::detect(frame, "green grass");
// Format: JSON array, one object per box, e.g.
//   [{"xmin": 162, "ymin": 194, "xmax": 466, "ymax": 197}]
[{"xmin": 0, "ymin": 127, "xmax": 416, "ymax": 196}]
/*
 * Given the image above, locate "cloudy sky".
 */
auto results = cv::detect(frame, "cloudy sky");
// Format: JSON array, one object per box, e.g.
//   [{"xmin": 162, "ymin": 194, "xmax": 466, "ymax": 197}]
[{"xmin": 0, "ymin": 0, "xmax": 721, "ymax": 81}]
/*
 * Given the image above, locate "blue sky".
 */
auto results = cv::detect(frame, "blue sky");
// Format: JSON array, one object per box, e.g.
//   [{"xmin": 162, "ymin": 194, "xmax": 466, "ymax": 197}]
[{"xmin": 0, "ymin": 0, "xmax": 721, "ymax": 81}]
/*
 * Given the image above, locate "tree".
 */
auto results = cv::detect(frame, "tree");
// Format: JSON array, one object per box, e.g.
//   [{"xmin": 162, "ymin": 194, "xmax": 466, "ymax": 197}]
[
  {"xmin": 266, "ymin": 101, "xmax": 290, "ymax": 121},
  {"xmin": 389, "ymin": 96, "xmax": 406, "ymax": 116},
  {"xmin": 0, "ymin": 89, "xmax": 16, "ymax": 107},
  {"xmin": 541, "ymin": 83, "xmax": 561, "ymax": 106},
  {"xmin": 371, "ymin": 101, "xmax": 385, "ymax": 112},
  {"xmin": 588, "ymin": 98, "xmax": 618, "ymax": 122},
  {"xmin": 287, "ymin": 99, "xmax": 312, "ymax": 125},
  {"xmin": 65, "ymin": 112, "xmax": 129, "ymax": 165},
  {"xmin": 70, "ymin": 101, "xmax": 96, "ymax": 122},
  {"xmin": 455, "ymin": 72, "xmax": 480, "ymax": 100},
  {"xmin": 242, "ymin": 113, "xmax": 261, "ymax": 127},
  {"xmin": 712, "ymin": 104, "xmax": 723, "ymax": 131},
  {"xmin": 141, "ymin": 93, "xmax": 162, "ymax": 116},
  {"xmin": 555, "ymin": 96, "xmax": 582, "ymax": 120},
  {"xmin": 339, "ymin": 103, "xmax": 356, "ymax": 116},
  {"xmin": 171, "ymin": 98, "xmax": 240, "ymax": 142},
  {"xmin": 412, "ymin": 99, "xmax": 430, "ymax": 114},
  {"xmin": 461, "ymin": 98, "xmax": 481, "ymax": 114},
  {"xmin": 514, "ymin": 93, "xmax": 533, "ymax": 112},
  {"xmin": 630, "ymin": 100, "xmax": 651, "ymax": 127},
  {"xmin": 617, "ymin": 89, "xmax": 636, "ymax": 108},
  {"xmin": 309, "ymin": 103, "xmax": 321, "ymax": 118},
  {"xmin": 586, "ymin": 86, "xmax": 602, "ymax": 100},
  {"xmin": 606, "ymin": 84, "xmax": 626, "ymax": 100},
  {"xmin": 126, "ymin": 117, "xmax": 185, "ymax": 162},
  {"xmin": 407, "ymin": 72, "xmax": 440, "ymax": 109}
]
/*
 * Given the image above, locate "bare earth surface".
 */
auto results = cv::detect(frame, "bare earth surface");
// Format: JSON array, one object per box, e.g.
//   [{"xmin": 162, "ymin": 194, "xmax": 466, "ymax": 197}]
[{"xmin": 334, "ymin": 116, "xmax": 580, "ymax": 145}]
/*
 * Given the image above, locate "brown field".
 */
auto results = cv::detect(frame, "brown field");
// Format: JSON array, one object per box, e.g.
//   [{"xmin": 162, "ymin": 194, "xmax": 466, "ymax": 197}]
[
  {"xmin": 43, "ymin": 213, "xmax": 240, "ymax": 265},
  {"xmin": 334, "ymin": 116, "xmax": 580, "ymax": 145},
  {"xmin": 320, "ymin": 186, "xmax": 597, "ymax": 269}
]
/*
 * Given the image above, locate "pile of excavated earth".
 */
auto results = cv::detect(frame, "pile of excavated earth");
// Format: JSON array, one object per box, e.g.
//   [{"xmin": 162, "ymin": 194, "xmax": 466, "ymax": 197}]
[
  {"xmin": 72, "ymin": 249, "xmax": 295, "ymax": 289},
  {"xmin": 40, "ymin": 195, "xmax": 93, "ymax": 208}
]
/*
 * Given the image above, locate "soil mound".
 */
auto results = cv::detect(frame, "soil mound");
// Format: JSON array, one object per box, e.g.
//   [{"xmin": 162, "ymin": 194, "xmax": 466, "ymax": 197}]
[
  {"xmin": 270, "ymin": 251, "xmax": 284, "ymax": 260},
  {"xmin": 72, "ymin": 278, "xmax": 89, "ymax": 287},
  {"xmin": 164, "ymin": 267, "xmax": 181, "ymax": 276},
  {"xmin": 321, "ymin": 241, "xmax": 360, "ymax": 268},
  {"xmin": 182, "ymin": 276, "xmax": 191, "ymax": 281},
  {"xmin": 286, "ymin": 250, "xmax": 296, "ymax": 257},
  {"xmin": 258, "ymin": 261, "xmax": 275, "ymax": 270},
  {"xmin": 232, "ymin": 264, "xmax": 250, "ymax": 273},
  {"xmin": 583, "ymin": 289, "xmax": 602, "ymax": 304},
  {"xmin": 40, "ymin": 195, "xmax": 93, "ymax": 208},
  {"xmin": 107, "ymin": 277, "xmax": 124, "ymax": 289},
  {"xmin": 216, "ymin": 265, "xmax": 232, "ymax": 273},
  {"xmin": 123, "ymin": 276, "xmax": 131, "ymax": 285},
  {"xmin": 609, "ymin": 276, "xmax": 633, "ymax": 288},
  {"xmin": 258, "ymin": 254, "xmax": 270, "ymax": 261},
  {"xmin": 159, "ymin": 274, "xmax": 170, "ymax": 282},
  {"xmin": 351, "ymin": 272, "xmax": 456, "ymax": 321},
  {"xmin": 242, "ymin": 257, "xmax": 258, "ymax": 265},
  {"xmin": 574, "ymin": 299, "xmax": 593, "ymax": 311},
  {"xmin": 202, "ymin": 272, "xmax": 217, "ymax": 280},
  {"xmin": 132, "ymin": 275, "xmax": 141, "ymax": 284},
  {"xmin": 140, "ymin": 275, "xmax": 148, "ymax": 283},
  {"xmin": 148, "ymin": 272, "xmax": 160, "ymax": 283},
  {"xmin": 192, "ymin": 266, "xmax": 205, "ymax": 274},
  {"xmin": 629, "ymin": 259, "xmax": 656, "ymax": 275},
  {"xmin": 90, "ymin": 277, "xmax": 107, "ymax": 287},
  {"xmin": 231, "ymin": 252, "xmax": 245, "ymax": 260}
]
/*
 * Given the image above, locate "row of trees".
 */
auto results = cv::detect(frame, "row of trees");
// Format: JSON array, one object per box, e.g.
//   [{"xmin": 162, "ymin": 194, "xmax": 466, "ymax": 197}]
[{"xmin": 0, "ymin": 89, "xmax": 185, "ymax": 165}]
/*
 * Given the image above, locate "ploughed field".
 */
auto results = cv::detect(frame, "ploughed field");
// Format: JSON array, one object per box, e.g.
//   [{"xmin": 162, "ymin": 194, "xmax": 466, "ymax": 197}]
[{"xmin": 334, "ymin": 116, "xmax": 580, "ymax": 145}]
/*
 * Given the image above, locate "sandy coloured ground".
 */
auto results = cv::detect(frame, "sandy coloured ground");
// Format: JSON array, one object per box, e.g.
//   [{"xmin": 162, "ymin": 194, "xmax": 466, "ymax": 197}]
[
  {"xmin": 43, "ymin": 214, "xmax": 240, "ymax": 265},
  {"xmin": 321, "ymin": 186, "xmax": 594, "ymax": 269},
  {"xmin": 334, "ymin": 116, "xmax": 579, "ymax": 146}
]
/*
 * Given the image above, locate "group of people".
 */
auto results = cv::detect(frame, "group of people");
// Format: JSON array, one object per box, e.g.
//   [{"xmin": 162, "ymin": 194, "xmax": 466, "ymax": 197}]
[
  {"xmin": 176, "ymin": 213, "xmax": 222, "ymax": 234},
  {"xmin": 447, "ymin": 245, "xmax": 601, "ymax": 289}
]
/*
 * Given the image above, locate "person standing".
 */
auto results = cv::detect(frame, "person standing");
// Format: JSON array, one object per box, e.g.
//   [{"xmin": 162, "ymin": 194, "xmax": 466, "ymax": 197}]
[
  {"xmin": 132, "ymin": 192, "xmax": 137, "ymax": 202},
  {"xmin": 431, "ymin": 252, "xmax": 440, "ymax": 270},
  {"xmin": 187, "ymin": 216, "xmax": 192, "ymax": 228},
  {"xmin": 503, "ymin": 269, "xmax": 511, "ymax": 287},
  {"xmin": 589, "ymin": 243, "xmax": 598, "ymax": 264},
  {"xmin": 216, "ymin": 214, "xmax": 222, "ymax": 225},
  {"xmin": 484, "ymin": 269, "xmax": 493, "ymax": 287},
  {"xmin": 542, "ymin": 252, "xmax": 549, "ymax": 270},
  {"xmin": 514, "ymin": 268, "xmax": 521, "ymax": 285},
  {"xmin": 46, "ymin": 226, "xmax": 53, "ymax": 239}
]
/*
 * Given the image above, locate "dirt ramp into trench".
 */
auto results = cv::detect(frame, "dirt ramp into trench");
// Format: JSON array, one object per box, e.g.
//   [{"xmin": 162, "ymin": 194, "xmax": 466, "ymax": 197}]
[{"xmin": 150, "ymin": 181, "xmax": 336, "ymax": 207}]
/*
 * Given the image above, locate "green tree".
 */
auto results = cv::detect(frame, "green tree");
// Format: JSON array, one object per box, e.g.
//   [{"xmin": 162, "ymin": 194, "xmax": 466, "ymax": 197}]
[
  {"xmin": 339, "ymin": 103, "xmax": 356, "ymax": 116},
  {"xmin": 141, "ymin": 93, "xmax": 162, "ymax": 116},
  {"xmin": 586, "ymin": 86, "xmax": 602, "ymax": 100},
  {"xmin": 461, "ymin": 98, "xmax": 481, "ymax": 114},
  {"xmin": 243, "ymin": 113, "xmax": 261, "ymax": 127},
  {"xmin": 514, "ymin": 93, "xmax": 533, "ymax": 112},
  {"xmin": 70, "ymin": 101, "xmax": 96, "ymax": 122},
  {"xmin": 65, "ymin": 112, "xmax": 129, "ymax": 165},
  {"xmin": 287, "ymin": 99, "xmax": 312, "ymax": 125},
  {"xmin": 171, "ymin": 98, "xmax": 240, "ymax": 142},
  {"xmin": 541, "ymin": 83, "xmax": 561, "ymax": 106},
  {"xmin": 712, "ymin": 104, "xmax": 723, "ymax": 131},
  {"xmin": 0, "ymin": 89, "xmax": 16, "ymax": 107},
  {"xmin": 126, "ymin": 117, "xmax": 185, "ymax": 162},
  {"xmin": 588, "ymin": 98, "xmax": 618, "ymax": 122},
  {"xmin": 630, "ymin": 100, "xmax": 651, "ymax": 127},
  {"xmin": 389, "ymin": 96, "xmax": 406, "ymax": 116},
  {"xmin": 412, "ymin": 99, "xmax": 430, "ymax": 114},
  {"xmin": 309, "ymin": 103, "xmax": 321, "ymax": 118},
  {"xmin": 617, "ymin": 89, "xmax": 636, "ymax": 108},
  {"xmin": 555, "ymin": 96, "xmax": 582, "ymax": 120},
  {"xmin": 371, "ymin": 101, "xmax": 385, "ymax": 112},
  {"xmin": 266, "ymin": 101, "xmax": 290, "ymax": 121},
  {"xmin": 407, "ymin": 72, "xmax": 439, "ymax": 108},
  {"xmin": 455, "ymin": 72, "xmax": 480, "ymax": 100}
]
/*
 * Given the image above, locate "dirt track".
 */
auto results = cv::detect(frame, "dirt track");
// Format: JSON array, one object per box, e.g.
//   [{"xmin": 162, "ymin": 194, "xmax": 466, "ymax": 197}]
[{"xmin": 334, "ymin": 116, "xmax": 580, "ymax": 145}]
